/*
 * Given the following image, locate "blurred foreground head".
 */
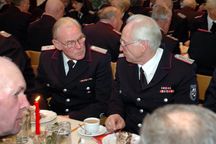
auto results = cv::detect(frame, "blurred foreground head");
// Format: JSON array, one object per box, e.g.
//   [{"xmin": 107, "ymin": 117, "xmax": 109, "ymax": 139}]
[
  {"xmin": 139, "ymin": 104, "xmax": 216, "ymax": 144},
  {"xmin": 0, "ymin": 56, "xmax": 29, "ymax": 137}
]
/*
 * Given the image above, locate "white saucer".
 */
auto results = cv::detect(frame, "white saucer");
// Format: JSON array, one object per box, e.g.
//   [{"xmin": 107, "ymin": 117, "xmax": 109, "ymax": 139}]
[{"xmin": 78, "ymin": 125, "xmax": 107, "ymax": 137}]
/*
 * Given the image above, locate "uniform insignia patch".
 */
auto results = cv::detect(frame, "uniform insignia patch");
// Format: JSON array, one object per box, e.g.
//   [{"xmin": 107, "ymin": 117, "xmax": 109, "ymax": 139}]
[
  {"xmin": 190, "ymin": 84, "xmax": 197, "ymax": 101},
  {"xmin": 159, "ymin": 86, "xmax": 175, "ymax": 93},
  {"xmin": 177, "ymin": 12, "xmax": 186, "ymax": 19},
  {"xmin": 174, "ymin": 54, "xmax": 194, "ymax": 64},
  {"xmin": 118, "ymin": 53, "xmax": 125, "ymax": 58},
  {"xmin": 166, "ymin": 34, "xmax": 178, "ymax": 41},
  {"xmin": 194, "ymin": 14, "xmax": 203, "ymax": 19},
  {"xmin": 0, "ymin": 31, "xmax": 11, "ymax": 38},
  {"xmin": 112, "ymin": 29, "xmax": 122, "ymax": 35},
  {"xmin": 41, "ymin": 45, "xmax": 55, "ymax": 51},
  {"xmin": 80, "ymin": 78, "xmax": 93, "ymax": 83},
  {"xmin": 90, "ymin": 45, "xmax": 107, "ymax": 54}
]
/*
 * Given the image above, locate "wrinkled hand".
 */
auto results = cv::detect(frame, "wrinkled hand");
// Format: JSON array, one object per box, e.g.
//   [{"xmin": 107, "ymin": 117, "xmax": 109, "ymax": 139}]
[{"xmin": 105, "ymin": 114, "xmax": 125, "ymax": 132}]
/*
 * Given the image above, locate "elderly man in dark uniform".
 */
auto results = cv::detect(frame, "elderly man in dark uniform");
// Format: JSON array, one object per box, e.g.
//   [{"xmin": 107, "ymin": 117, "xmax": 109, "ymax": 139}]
[
  {"xmin": 83, "ymin": 6, "xmax": 122, "ymax": 62},
  {"xmin": 27, "ymin": 0, "xmax": 64, "ymax": 51},
  {"xmin": 105, "ymin": 15, "xmax": 199, "ymax": 134},
  {"xmin": 36, "ymin": 17, "xmax": 113, "ymax": 120}
]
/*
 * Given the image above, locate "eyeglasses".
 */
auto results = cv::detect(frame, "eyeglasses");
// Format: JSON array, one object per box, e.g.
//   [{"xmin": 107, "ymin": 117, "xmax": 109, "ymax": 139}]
[
  {"xmin": 120, "ymin": 38, "xmax": 140, "ymax": 48},
  {"xmin": 57, "ymin": 35, "xmax": 86, "ymax": 49}
]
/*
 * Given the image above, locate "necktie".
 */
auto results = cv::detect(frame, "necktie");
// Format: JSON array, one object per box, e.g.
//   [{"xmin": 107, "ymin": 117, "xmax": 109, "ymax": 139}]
[
  {"xmin": 210, "ymin": 22, "xmax": 216, "ymax": 33},
  {"xmin": 139, "ymin": 67, "xmax": 147, "ymax": 89},
  {"xmin": 67, "ymin": 60, "xmax": 75, "ymax": 76}
]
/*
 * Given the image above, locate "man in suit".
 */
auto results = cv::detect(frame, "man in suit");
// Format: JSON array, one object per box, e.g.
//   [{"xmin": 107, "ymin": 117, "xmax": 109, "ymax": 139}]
[
  {"xmin": 0, "ymin": 31, "xmax": 35, "ymax": 95},
  {"xmin": 83, "ymin": 6, "xmax": 122, "ymax": 62},
  {"xmin": 36, "ymin": 17, "xmax": 113, "ymax": 120},
  {"xmin": 0, "ymin": 0, "xmax": 31, "ymax": 49},
  {"xmin": 27, "ymin": 0, "xmax": 64, "ymax": 51},
  {"xmin": 0, "ymin": 57, "xmax": 29, "ymax": 137},
  {"xmin": 105, "ymin": 15, "xmax": 198, "ymax": 134}
]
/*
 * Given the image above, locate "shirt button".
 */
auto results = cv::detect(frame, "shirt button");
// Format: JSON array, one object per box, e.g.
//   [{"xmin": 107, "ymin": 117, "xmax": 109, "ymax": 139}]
[
  {"xmin": 65, "ymin": 109, "xmax": 69, "ymax": 112},
  {"xmin": 86, "ymin": 87, "xmax": 90, "ymax": 90},
  {"xmin": 46, "ymin": 83, "xmax": 50, "ymax": 87},
  {"xmin": 139, "ymin": 109, "xmax": 144, "ymax": 113},
  {"xmin": 164, "ymin": 98, "xmax": 168, "ymax": 102},
  {"xmin": 119, "ymin": 90, "xmax": 122, "ymax": 94},
  {"xmin": 66, "ymin": 98, "xmax": 70, "ymax": 102},
  {"xmin": 137, "ymin": 98, "xmax": 141, "ymax": 102},
  {"xmin": 63, "ymin": 88, "xmax": 67, "ymax": 92},
  {"xmin": 137, "ymin": 123, "xmax": 142, "ymax": 128}
]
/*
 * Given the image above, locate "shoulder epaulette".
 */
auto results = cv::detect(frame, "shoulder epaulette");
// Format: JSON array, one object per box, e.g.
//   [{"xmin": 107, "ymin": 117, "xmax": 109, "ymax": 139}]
[
  {"xmin": 174, "ymin": 54, "xmax": 194, "ymax": 64},
  {"xmin": 194, "ymin": 14, "xmax": 203, "ymax": 19},
  {"xmin": 177, "ymin": 12, "xmax": 186, "ymax": 19},
  {"xmin": 118, "ymin": 53, "xmax": 125, "ymax": 58},
  {"xmin": 197, "ymin": 28, "xmax": 209, "ymax": 33},
  {"xmin": 90, "ymin": 45, "xmax": 107, "ymax": 54},
  {"xmin": 112, "ymin": 29, "xmax": 121, "ymax": 35},
  {"xmin": 166, "ymin": 34, "xmax": 178, "ymax": 41},
  {"xmin": 41, "ymin": 45, "xmax": 55, "ymax": 51},
  {"xmin": 0, "ymin": 31, "xmax": 11, "ymax": 38},
  {"xmin": 88, "ymin": 10, "xmax": 95, "ymax": 15}
]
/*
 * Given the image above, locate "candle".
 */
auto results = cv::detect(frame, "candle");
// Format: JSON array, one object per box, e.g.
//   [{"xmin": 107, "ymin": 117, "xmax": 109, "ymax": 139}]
[{"xmin": 34, "ymin": 96, "xmax": 40, "ymax": 135}]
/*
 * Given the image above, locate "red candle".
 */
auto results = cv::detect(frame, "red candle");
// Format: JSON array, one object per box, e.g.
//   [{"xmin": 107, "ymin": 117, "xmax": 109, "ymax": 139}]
[{"xmin": 34, "ymin": 96, "xmax": 40, "ymax": 135}]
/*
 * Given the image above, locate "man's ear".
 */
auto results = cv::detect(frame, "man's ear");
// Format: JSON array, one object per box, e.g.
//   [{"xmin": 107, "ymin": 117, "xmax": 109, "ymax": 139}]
[{"xmin": 52, "ymin": 39, "xmax": 63, "ymax": 50}]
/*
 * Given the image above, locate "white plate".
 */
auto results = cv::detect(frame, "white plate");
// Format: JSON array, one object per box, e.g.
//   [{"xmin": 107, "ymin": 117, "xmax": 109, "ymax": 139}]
[
  {"xmin": 102, "ymin": 132, "xmax": 140, "ymax": 144},
  {"xmin": 31, "ymin": 110, "xmax": 57, "ymax": 124},
  {"xmin": 78, "ymin": 125, "xmax": 107, "ymax": 137}
]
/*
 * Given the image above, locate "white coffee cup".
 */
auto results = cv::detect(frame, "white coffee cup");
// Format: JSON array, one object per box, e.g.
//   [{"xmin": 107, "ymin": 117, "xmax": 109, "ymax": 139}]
[{"xmin": 84, "ymin": 117, "xmax": 100, "ymax": 134}]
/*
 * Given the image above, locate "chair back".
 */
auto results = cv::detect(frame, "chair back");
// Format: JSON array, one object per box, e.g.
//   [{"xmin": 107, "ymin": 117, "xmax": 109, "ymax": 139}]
[
  {"xmin": 196, "ymin": 74, "xmax": 212, "ymax": 101},
  {"xmin": 25, "ymin": 50, "xmax": 41, "ymax": 75}
]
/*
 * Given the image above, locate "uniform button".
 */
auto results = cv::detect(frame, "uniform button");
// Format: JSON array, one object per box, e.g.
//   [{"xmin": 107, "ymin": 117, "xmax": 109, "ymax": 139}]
[
  {"xmin": 66, "ymin": 98, "xmax": 70, "ymax": 102},
  {"xmin": 63, "ymin": 88, "xmax": 67, "ymax": 92},
  {"xmin": 139, "ymin": 109, "xmax": 144, "ymax": 113},
  {"xmin": 119, "ymin": 90, "xmax": 122, "ymax": 94},
  {"xmin": 137, "ymin": 98, "xmax": 141, "ymax": 102},
  {"xmin": 137, "ymin": 123, "xmax": 142, "ymax": 128},
  {"xmin": 86, "ymin": 87, "xmax": 90, "ymax": 90},
  {"xmin": 164, "ymin": 98, "xmax": 168, "ymax": 102},
  {"xmin": 46, "ymin": 83, "xmax": 50, "ymax": 87},
  {"xmin": 65, "ymin": 109, "xmax": 69, "ymax": 112}
]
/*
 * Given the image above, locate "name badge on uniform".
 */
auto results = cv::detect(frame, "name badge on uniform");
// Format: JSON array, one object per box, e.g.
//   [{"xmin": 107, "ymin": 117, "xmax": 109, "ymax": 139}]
[
  {"xmin": 160, "ymin": 86, "xmax": 175, "ymax": 93},
  {"xmin": 80, "ymin": 78, "xmax": 93, "ymax": 83}
]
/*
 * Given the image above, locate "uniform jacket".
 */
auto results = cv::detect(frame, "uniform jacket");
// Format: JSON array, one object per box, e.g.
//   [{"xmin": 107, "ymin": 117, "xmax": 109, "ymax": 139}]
[
  {"xmin": 190, "ymin": 12, "xmax": 208, "ymax": 35},
  {"xmin": 83, "ymin": 21, "xmax": 121, "ymax": 62},
  {"xmin": 0, "ymin": 5, "xmax": 31, "ymax": 49},
  {"xmin": 36, "ymin": 48, "xmax": 113, "ymax": 120},
  {"xmin": 27, "ymin": 14, "xmax": 56, "ymax": 51},
  {"xmin": 108, "ymin": 49, "xmax": 199, "ymax": 134},
  {"xmin": 204, "ymin": 69, "xmax": 216, "ymax": 112}
]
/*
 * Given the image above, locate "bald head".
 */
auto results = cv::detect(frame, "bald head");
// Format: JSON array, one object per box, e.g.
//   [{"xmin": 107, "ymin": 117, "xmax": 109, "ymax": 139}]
[{"xmin": 45, "ymin": 0, "xmax": 65, "ymax": 20}]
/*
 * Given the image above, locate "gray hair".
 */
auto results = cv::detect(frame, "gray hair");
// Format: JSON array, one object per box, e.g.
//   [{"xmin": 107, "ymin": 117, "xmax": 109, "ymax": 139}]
[
  {"xmin": 126, "ymin": 14, "xmax": 162, "ymax": 51},
  {"xmin": 151, "ymin": 4, "xmax": 172, "ymax": 21},
  {"xmin": 98, "ymin": 6, "xmax": 122, "ymax": 20},
  {"xmin": 139, "ymin": 104, "xmax": 216, "ymax": 144},
  {"xmin": 52, "ymin": 17, "xmax": 81, "ymax": 39}
]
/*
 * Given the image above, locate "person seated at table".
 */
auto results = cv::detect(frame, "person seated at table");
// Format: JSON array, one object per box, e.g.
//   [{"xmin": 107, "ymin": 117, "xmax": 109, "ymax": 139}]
[
  {"xmin": 82, "ymin": 6, "xmax": 122, "ymax": 62},
  {"xmin": 204, "ymin": 68, "xmax": 216, "ymax": 112},
  {"xmin": 35, "ymin": 17, "xmax": 113, "ymax": 121},
  {"xmin": 105, "ymin": 14, "xmax": 198, "ymax": 134},
  {"xmin": 139, "ymin": 104, "xmax": 216, "ymax": 144},
  {"xmin": 0, "ymin": 56, "xmax": 30, "ymax": 137}
]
